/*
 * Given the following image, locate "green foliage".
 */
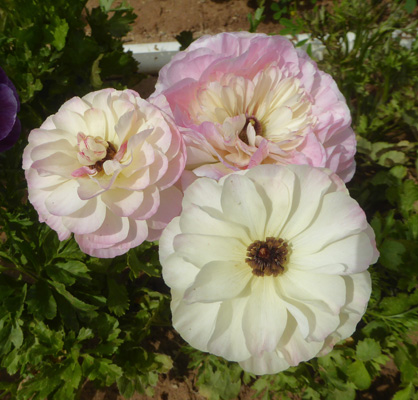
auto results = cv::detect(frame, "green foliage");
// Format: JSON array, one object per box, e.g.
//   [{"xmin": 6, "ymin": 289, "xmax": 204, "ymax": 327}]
[
  {"xmin": 0, "ymin": 0, "xmax": 140, "ymax": 129},
  {"xmin": 248, "ymin": 0, "xmax": 266, "ymax": 33}
]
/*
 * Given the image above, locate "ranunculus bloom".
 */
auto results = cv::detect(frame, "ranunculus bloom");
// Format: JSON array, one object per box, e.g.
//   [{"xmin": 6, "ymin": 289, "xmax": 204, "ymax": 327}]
[
  {"xmin": 159, "ymin": 164, "xmax": 378, "ymax": 374},
  {"xmin": 151, "ymin": 32, "xmax": 356, "ymax": 182},
  {"xmin": 0, "ymin": 67, "xmax": 21, "ymax": 151},
  {"xmin": 23, "ymin": 89, "xmax": 186, "ymax": 258}
]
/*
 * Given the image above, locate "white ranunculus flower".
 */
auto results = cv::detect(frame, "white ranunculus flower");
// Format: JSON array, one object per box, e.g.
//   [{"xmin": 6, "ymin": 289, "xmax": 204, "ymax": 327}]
[{"xmin": 159, "ymin": 164, "xmax": 379, "ymax": 375}]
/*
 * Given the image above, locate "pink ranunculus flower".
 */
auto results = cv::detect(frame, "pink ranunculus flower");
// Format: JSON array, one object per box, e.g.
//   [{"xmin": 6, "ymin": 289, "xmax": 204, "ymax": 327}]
[
  {"xmin": 23, "ymin": 89, "xmax": 186, "ymax": 258},
  {"xmin": 151, "ymin": 32, "xmax": 356, "ymax": 182}
]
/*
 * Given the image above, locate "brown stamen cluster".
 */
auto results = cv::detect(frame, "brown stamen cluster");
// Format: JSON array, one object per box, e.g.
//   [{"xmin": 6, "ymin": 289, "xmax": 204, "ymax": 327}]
[
  {"xmin": 245, "ymin": 237, "xmax": 289, "ymax": 277},
  {"xmin": 238, "ymin": 115, "xmax": 262, "ymax": 145},
  {"xmin": 91, "ymin": 142, "xmax": 117, "ymax": 173}
]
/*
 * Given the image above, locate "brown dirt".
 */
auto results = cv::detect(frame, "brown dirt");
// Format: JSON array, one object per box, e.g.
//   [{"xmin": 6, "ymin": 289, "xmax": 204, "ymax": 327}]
[{"xmin": 87, "ymin": 0, "xmax": 282, "ymax": 44}]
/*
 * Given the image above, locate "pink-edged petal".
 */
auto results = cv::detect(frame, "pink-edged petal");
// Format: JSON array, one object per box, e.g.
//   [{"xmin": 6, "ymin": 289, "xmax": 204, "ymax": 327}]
[
  {"xmin": 129, "ymin": 185, "xmax": 160, "ymax": 220},
  {"xmin": 62, "ymin": 197, "xmax": 106, "ymax": 234},
  {"xmin": 101, "ymin": 189, "xmax": 144, "ymax": 217},
  {"xmin": 146, "ymin": 185, "xmax": 182, "ymax": 231},
  {"xmin": 76, "ymin": 218, "xmax": 148, "ymax": 258},
  {"xmin": 75, "ymin": 209, "xmax": 130, "ymax": 249},
  {"xmin": 28, "ymin": 189, "xmax": 72, "ymax": 241}
]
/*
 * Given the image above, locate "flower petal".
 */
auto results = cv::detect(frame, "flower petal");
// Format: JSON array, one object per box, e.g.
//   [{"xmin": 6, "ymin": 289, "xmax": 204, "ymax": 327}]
[
  {"xmin": 184, "ymin": 260, "xmax": 252, "ymax": 303},
  {"xmin": 220, "ymin": 174, "xmax": 267, "ymax": 240},
  {"xmin": 242, "ymin": 278, "xmax": 288, "ymax": 356}
]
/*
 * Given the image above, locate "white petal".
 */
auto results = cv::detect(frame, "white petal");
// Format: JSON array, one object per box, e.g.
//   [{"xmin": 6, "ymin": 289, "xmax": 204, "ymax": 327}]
[
  {"xmin": 242, "ymin": 278, "xmax": 288, "ymax": 356},
  {"xmin": 290, "ymin": 191, "xmax": 367, "ymax": 254},
  {"xmin": 244, "ymin": 165, "xmax": 296, "ymax": 237},
  {"xmin": 182, "ymin": 176, "xmax": 223, "ymax": 211},
  {"xmin": 278, "ymin": 269, "xmax": 346, "ymax": 315},
  {"xmin": 45, "ymin": 179, "xmax": 87, "ymax": 216},
  {"xmin": 221, "ymin": 174, "xmax": 267, "ymax": 240},
  {"xmin": 239, "ymin": 350, "xmax": 290, "ymax": 375},
  {"xmin": 207, "ymin": 297, "xmax": 251, "ymax": 361},
  {"xmin": 173, "ymin": 233, "xmax": 246, "ymax": 269},
  {"xmin": 179, "ymin": 203, "xmax": 251, "ymax": 242},
  {"xmin": 280, "ymin": 166, "xmax": 334, "ymax": 240},
  {"xmin": 159, "ymin": 216, "xmax": 181, "ymax": 262},
  {"xmin": 161, "ymin": 254, "xmax": 200, "ymax": 293},
  {"xmin": 172, "ymin": 290, "xmax": 220, "ymax": 353},
  {"xmin": 291, "ymin": 231, "xmax": 376, "ymax": 275},
  {"xmin": 184, "ymin": 260, "xmax": 252, "ymax": 303},
  {"xmin": 279, "ymin": 316, "xmax": 324, "ymax": 366}
]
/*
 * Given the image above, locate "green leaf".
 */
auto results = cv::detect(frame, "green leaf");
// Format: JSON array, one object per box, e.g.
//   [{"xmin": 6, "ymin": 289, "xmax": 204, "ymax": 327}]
[
  {"xmin": 378, "ymin": 150, "xmax": 407, "ymax": 167},
  {"xmin": 10, "ymin": 321, "xmax": 23, "ymax": 349},
  {"xmin": 90, "ymin": 54, "xmax": 104, "ymax": 89},
  {"xmin": 61, "ymin": 361, "xmax": 82, "ymax": 389},
  {"xmin": 379, "ymin": 239, "xmax": 405, "ymax": 270},
  {"xmin": 55, "ymin": 260, "xmax": 90, "ymax": 279},
  {"xmin": 380, "ymin": 294, "xmax": 411, "ymax": 315},
  {"xmin": 356, "ymin": 338, "xmax": 381, "ymax": 361},
  {"xmin": 400, "ymin": 180, "xmax": 418, "ymax": 215},
  {"xmin": 117, "ymin": 375, "xmax": 135, "ymax": 399},
  {"xmin": 51, "ymin": 18, "xmax": 69, "ymax": 51},
  {"xmin": 27, "ymin": 280, "xmax": 57, "ymax": 320},
  {"xmin": 346, "ymin": 360, "xmax": 371, "ymax": 390},
  {"xmin": 49, "ymin": 280, "xmax": 97, "ymax": 312},
  {"xmin": 77, "ymin": 327, "xmax": 94, "ymax": 342},
  {"xmin": 3, "ymin": 348, "xmax": 21, "ymax": 375},
  {"xmin": 404, "ymin": 0, "xmax": 417, "ymax": 14},
  {"xmin": 107, "ymin": 277, "xmax": 129, "ymax": 316},
  {"xmin": 393, "ymin": 383, "xmax": 413, "ymax": 400},
  {"xmin": 128, "ymin": 247, "xmax": 160, "ymax": 277}
]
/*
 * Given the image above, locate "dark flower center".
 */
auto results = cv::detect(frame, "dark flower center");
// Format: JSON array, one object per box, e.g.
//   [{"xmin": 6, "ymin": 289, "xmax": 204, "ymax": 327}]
[
  {"xmin": 91, "ymin": 141, "xmax": 117, "ymax": 173},
  {"xmin": 245, "ymin": 237, "xmax": 289, "ymax": 277},
  {"xmin": 238, "ymin": 115, "xmax": 262, "ymax": 145}
]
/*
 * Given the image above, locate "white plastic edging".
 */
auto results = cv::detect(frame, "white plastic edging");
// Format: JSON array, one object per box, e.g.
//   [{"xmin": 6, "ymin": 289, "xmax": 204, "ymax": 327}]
[
  {"xmin": 123, "ymin": 31, "xmax": 415, "ymax": 75},
  {"xmin": 123, "ymin": 42, "xmax": 181, "ymax": 74}
]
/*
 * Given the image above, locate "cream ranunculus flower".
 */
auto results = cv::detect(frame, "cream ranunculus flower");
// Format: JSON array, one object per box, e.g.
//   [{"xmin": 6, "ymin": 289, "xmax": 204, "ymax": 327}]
[
  {"xmin": 159, "ymin": 164, "xmax": 378, "ymax": 374},
  {"xmin": 23, "ymin": 89, "xmax": 186, "ymax": 258}
]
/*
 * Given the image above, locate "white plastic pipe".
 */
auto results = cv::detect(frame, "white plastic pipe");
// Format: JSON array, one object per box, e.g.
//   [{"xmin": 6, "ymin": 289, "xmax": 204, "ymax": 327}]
[{"xmin": 123, "ymin": 31, "xmax": 414, "ymax": 74}]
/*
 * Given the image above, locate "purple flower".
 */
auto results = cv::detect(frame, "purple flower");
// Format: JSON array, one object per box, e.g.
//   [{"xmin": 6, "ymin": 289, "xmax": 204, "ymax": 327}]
[{"xmin": 0, "ymin": 67, "xmax": 20, "ymax": 152}]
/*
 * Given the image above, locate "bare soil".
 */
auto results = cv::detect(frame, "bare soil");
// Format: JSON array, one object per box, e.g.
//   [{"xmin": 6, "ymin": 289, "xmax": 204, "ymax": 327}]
[{"xmin": 87, "ymin": 0, "xmax": 281, "ymax": 45}]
